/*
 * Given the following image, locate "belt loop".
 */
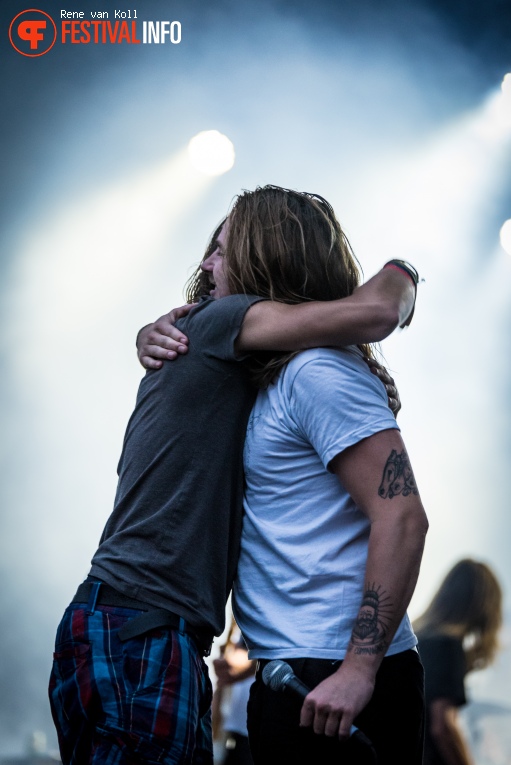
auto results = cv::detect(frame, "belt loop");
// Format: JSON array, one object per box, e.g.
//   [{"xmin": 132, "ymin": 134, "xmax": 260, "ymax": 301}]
[
  {"xmin": 178, "ymin": 616, "xmax": 186, "ymax": 634},
  {"xmin": 86, "ymin": 581, "xmax": 101, "ymax": 615}
]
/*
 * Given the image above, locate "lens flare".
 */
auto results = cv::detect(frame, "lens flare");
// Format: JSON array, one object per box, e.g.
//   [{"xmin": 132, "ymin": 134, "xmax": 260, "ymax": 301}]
[
  {"xmin": 187, "ymin": 130, "xmax": 235, "ymax": 176},
  {"xmin": 499, "ymin": 219, "xmax": 511, "ymax": 255},
  {"xmin": 501, "ymin": 73, "xmax": 511, "ymax": 99}
]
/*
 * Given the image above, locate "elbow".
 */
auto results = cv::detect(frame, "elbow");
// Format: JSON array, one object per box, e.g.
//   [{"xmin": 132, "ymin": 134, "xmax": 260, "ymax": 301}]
[
  {"xmin": 399, "ymin": 504, "xmax": 429, "ymax": 551},
  {"xmin": 416, "ymin": 506, "xmax": 429, "ymax": 538},
  {"xmin": 413, "ymin": 509, "xmax": 429, "ymax": 548}
]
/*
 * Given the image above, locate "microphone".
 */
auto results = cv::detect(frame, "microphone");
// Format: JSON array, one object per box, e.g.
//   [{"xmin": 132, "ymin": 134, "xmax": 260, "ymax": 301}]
[
  {"xmin": 262, "ymin": 660, "xmax": 375, "ymax": 753},
  {"xmin": 262, "ymin": 659, "xmax": 311, "ymax": 699}
]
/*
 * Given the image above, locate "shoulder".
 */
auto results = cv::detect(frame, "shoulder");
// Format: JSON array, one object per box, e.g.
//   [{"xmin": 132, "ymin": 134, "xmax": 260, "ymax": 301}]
[
  {"xmin": 187, "ymin": 294, "xmax": 262, "ymax": 322},
  {"xmin": 172, "ymin": 295, "xmax": 264, "ymax": 362},
  {"xmin": 286, "ymin": 346, "xmax": 367, "ymax": 373},
  {"xmin": 273, "ymin": 347, "xmax": 398, "ymax": 462},
  {"xmin": 284, "ymin": 348, "xmax": 385, "ymax": 398},
  {"xmin": 179, "ymin": 295, "xmax": 263, "ymax": 338},
  {"xmin": 278, "ymin": 347, "xmax": 394, "ymax": 426}
]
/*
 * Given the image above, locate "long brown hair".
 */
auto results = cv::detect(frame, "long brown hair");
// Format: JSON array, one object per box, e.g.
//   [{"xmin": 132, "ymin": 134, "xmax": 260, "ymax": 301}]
[
  {"xmin": 186, "ymin": 186, "xmax": 373, "ymax": 386},
  {"xmin": 414, "ymin": 559, "xmax": 503, "ymax": 671}
]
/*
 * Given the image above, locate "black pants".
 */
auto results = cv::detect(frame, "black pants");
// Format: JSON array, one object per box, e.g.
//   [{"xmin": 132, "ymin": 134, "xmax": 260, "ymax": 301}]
[{"xmin": 247, "ymin": 649, "xmax": 424, "ymax": 765}]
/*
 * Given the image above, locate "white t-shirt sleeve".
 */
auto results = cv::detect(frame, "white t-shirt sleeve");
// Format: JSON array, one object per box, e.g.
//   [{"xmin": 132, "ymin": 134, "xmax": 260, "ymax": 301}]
[{"xmin": 286, "ymin": 350, "xmax": 400, "ymax": 469}]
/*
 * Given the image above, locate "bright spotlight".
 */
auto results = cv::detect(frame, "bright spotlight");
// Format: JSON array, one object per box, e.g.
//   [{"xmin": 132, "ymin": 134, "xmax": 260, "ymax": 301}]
[
  {"xmin": 500, "ymin": 219, "xmax": 511, "ymax": 255},
  {"xmin": 187, "ymin": 130, "xmax": 235, "ymax": 176},
  {"xmin": 502, "ymin": 73, "xmax": 511, "ymax": 99}
]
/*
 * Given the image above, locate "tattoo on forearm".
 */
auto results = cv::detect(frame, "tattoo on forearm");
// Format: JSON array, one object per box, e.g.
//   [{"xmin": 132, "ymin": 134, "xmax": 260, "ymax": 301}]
[
  {"xmin": 349, "ymin": 584, "xmax": 392, "ymax": 656},
  {"xmin": 378, "ymin": 448, "xmax": 418, "ymax": 499}
]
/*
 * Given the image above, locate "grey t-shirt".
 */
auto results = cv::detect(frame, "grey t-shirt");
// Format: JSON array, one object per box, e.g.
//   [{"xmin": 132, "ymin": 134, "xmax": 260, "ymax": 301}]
[{"xmin": 90, "ymin": 294, "xmax": 262, "ymax": 635}]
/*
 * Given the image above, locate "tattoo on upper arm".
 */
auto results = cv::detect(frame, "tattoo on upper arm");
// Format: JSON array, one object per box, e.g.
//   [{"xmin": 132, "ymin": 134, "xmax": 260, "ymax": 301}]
[
  {"xmin": 378, "ymin": 448, "xmax": 418, "ymax": 499},
  {"xmin": 349, "ymin": 584, "xmax": 392, "ymax": 656}
]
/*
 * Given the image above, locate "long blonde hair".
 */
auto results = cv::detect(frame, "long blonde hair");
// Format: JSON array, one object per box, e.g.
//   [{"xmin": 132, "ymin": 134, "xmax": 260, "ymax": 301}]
[
  {"xmin": 186, "ymin": 186, "xmax": 373, "ymax": 386},
  {"xmin": 414, "ymin": 559, "xmax": 503, "ymax": 671}
]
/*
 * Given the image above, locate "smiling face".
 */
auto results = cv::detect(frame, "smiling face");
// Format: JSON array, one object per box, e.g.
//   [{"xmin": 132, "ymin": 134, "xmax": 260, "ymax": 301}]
[{"xmin": 200, "ymin": 219, "xmax": 230, "ymax": 299}]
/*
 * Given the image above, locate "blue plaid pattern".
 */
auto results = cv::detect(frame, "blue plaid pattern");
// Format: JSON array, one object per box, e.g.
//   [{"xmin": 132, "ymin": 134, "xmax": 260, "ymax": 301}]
[{"xmin": 49, "ymin": 603, "xmax": 213, "ymax": 764}]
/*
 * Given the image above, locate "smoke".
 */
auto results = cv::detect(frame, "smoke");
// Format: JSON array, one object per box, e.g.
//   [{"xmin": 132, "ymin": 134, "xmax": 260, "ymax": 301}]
[{"xmin": 1, "ymin": 0, "xmax": 510, "ymax": 754}]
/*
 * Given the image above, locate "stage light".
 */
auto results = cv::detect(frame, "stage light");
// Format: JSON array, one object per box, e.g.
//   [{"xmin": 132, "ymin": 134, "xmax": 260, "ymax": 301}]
[
  {"xmin": 500, "ymin": 219, "xmax": 511, "ymax": 255},
  {"xmin": 187, "ymin": 130, "xmax": 235, "ymax": 176},
  {"xmin": 502, "ymin": 73, "xmax": 511, "ymax": 99}
]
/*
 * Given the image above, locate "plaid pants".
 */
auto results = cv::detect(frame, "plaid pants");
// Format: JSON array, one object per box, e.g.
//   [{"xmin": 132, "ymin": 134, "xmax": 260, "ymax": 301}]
[{"xmin": 49, "ymin": 603, "xmax": 213, "ymax": 765}]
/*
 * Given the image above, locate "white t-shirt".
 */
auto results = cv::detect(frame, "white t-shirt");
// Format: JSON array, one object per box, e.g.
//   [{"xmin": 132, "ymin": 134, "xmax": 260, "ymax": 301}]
[{"xmin": 233, "ymin": 347, "xmax": 417, "ymax": 660}]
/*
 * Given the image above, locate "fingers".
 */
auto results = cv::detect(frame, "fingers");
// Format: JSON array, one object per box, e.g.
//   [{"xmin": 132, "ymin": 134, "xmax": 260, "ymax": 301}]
[
  {"xmin": 153, "ymin": 321, "xmax": 190, "ymax": 346},
  {"xmin": 299, "ymin": 696, "xmax": 315, "ymax": 730},
  {"xmin": 337, "ymin": 711, "xmax": 356, "ymax": 739},
  {"xmin": 137, "ymin": 334, "xmax": 189, "ymax": 365},
  {"xmin": 148, "ymin": 334, "xmax": 189, "ymax": 355},
  {"xmin": 164, "ymin": 303, "xmax": 196, "ymax": 336},
  {"xmin": 313, "ymin": 707, "xmax": 329, "ymax": 736},
  {"xmin": 300, "ymin": 697, "xmax": 354, "ymax": 739},
  {"xmin": 167, "ymin": 302, "xmax": 196, "ymax": 322},
  {"xmin": 148, "ymin": 304, "xmax": 195, "ymax": 345},
  {"xmin": 137, "ymin": 342, "xmax": 188, "ymax": 369},
  {"xmin": 325, "ymin": 710, "xmax": 345, "ymax": 738},
  {"xmin": 136, "ymin": 306, "xmax": 194, "ymax": 370},
  {"xmin": 140, "ymin": 356, "xmax": 163, "ymax": 370}
]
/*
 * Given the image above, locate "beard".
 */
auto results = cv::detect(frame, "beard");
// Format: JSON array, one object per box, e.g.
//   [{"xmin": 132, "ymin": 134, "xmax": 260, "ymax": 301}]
[{"xmin": 355, "ymin": 617, "xmax": 378, "ymax": 640}]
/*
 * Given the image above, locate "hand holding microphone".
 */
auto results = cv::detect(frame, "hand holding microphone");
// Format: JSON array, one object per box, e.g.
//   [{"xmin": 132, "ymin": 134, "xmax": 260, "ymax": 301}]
[{"xmin": 262, "ymin": 660, "xmax": 377, "ymax": 760}]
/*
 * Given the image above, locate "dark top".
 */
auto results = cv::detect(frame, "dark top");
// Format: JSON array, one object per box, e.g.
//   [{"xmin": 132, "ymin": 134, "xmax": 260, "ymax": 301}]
[
  {"xmin": 90, "ymin": 294, "xmax": 262, "ymax": 635},
  {"xmin": 418, "ymin": 631, "xmax": 467, "ymax": 765}
]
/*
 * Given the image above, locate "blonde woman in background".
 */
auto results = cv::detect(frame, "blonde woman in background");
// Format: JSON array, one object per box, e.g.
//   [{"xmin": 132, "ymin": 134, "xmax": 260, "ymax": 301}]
[{"xmin": 415, "ymin": 559, "xmax": 503, "ymax": 765}]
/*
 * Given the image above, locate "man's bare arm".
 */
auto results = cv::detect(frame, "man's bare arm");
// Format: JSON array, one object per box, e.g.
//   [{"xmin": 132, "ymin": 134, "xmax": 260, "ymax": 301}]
[
  {"xmin": 300, "ymin": 429, "xmax": 428, "ymax": 738},
  {"xmin": 137, "ymin": 264, "xmax": 417, "ymax": 367},
  {"xmin": 236, "ymin": 265, "xmax": 416, "ymax": 352}
]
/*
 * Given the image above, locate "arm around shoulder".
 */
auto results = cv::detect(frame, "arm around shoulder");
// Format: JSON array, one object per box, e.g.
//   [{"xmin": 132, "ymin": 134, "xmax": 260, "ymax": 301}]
[{"xmin": 236, "ymin": 265, "xmax": 416, "ymax": 353}]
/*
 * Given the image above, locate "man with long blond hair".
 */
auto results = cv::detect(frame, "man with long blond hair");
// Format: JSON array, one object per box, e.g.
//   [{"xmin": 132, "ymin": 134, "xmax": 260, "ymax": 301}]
[
  {"xmin": 50, "ymin": 185, "xmax": 419, "ymax": 765},
  {"xmin": 204, "ymin": 187, "xmax": 427, "ymax": 765}
]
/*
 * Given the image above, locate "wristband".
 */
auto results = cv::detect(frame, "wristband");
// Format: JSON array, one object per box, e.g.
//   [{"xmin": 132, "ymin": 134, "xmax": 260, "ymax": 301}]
[{"xmin": 383, "ymin": 260, "xmax": 419, "ymax": 287}]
